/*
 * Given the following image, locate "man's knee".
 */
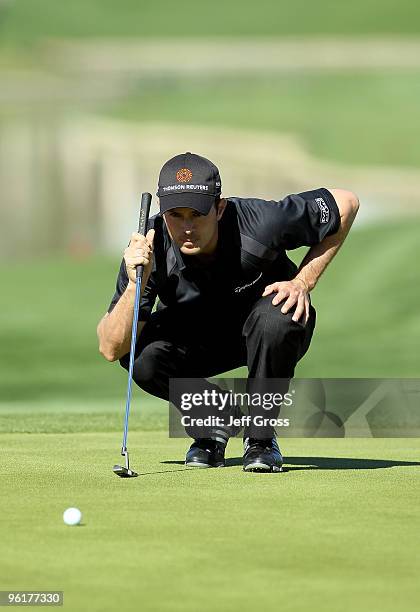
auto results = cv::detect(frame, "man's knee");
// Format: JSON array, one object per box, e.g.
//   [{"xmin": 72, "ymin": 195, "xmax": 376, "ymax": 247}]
[
  {"xmin": 120, "ymin": 340, "xmax": 169, "ymax": 395},
  {"xmin": 244, "ymin": 295, "xmax": 299, "ymax": 346}
]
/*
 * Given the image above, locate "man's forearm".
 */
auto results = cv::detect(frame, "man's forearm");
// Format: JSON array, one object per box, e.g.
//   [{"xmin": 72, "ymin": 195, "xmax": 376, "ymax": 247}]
[
  {"xmin": 295, "ymin": 191, "xmax": 359, "ymax": 291},
  {"xmin": 97, "ymin": 281, "xmax": 146, "ymax": 362}
]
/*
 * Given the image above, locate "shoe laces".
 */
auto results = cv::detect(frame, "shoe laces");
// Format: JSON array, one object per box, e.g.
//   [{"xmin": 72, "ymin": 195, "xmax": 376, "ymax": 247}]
[
  {"xmin": 245, "ymin": 438, "xmax": 276, "ymax": 452},
  {"xmin": 192, "ymin": 438, "xmax": 215, "ymax": 451},
  {"xmin": 193, "ymin": 439, "xmax": 225, "ymax": 452}
]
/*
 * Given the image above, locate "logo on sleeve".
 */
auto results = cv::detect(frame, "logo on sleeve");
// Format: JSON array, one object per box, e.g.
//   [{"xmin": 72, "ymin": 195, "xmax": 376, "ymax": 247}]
[
  {"xmin": 315, "ymin": 197, "xmax": 330, "ymax": 223},
  {"xmin": 176, "ymin": 168, "xmax": 193, "ymax": 183}
]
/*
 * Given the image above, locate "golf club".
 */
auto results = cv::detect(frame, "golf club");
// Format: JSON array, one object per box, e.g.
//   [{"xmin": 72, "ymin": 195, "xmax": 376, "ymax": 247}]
[{"xmin": 113, "ymin": 192, "xmax": 152, "ymax": 478}]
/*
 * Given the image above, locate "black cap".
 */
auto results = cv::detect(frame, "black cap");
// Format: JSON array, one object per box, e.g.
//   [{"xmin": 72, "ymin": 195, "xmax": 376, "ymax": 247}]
[{"xmin": 157, "ymin": 152, "xmax": 222, "ymax": 215}]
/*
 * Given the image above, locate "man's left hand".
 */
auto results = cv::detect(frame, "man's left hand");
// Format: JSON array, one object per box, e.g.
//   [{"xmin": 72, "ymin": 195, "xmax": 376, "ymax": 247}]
[{"xmin": 262, "ymin": 279, "xmax": 310, "ymax": 324}]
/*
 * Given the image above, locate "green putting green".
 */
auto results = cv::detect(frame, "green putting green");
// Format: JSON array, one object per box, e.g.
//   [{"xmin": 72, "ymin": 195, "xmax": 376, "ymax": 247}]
[
  {"xmin": 1, "ymin": 430, "xmax": 419, "ymax": 612},
  {"xmin": 1, "ymin": 202, "xmax": 419, "ymax": 612}
]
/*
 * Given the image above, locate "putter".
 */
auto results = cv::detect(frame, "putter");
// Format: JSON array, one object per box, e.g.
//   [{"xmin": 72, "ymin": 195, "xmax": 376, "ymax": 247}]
[{"xmin": 113, "ymin": 192, "xmax": 152, "ymax": 478}]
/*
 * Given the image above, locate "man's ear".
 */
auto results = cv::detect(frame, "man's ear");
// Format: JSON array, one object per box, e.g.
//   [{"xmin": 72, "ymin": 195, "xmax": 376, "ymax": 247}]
[{"xmin": 216, "ymin": 198, "xmax": 227, "ymax": 221}]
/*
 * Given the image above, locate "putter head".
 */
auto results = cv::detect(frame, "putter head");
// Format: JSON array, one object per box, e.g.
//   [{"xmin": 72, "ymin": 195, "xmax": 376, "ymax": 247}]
[
  {"xmin": 113, "ymin": 447, "xmax": 138, "ymax": 477},
  {"xmin": 113, "ymin": 464, "xmax": 138, "ymax": 478}
]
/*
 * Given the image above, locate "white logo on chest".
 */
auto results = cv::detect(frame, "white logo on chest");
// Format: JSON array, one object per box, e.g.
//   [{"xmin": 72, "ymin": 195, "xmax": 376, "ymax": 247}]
[{"xmin": 234, "ymin": 272, "xmax": 263, "ymax": 294}]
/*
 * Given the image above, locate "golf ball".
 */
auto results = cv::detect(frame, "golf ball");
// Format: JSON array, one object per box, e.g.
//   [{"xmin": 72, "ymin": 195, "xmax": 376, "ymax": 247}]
[{"xmin": 63, "ymin": 507, "xmax": 82, "ymax": 526}]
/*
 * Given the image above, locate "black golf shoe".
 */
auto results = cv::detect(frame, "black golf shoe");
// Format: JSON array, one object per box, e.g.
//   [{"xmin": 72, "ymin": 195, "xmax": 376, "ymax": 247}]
[
  {"xmin": 243, "ymin": 437, "xmax": 283, "ymax": 472},
  {"xmin": 185, "ymin": 439, "xmax": 226, "ymax": 468}
]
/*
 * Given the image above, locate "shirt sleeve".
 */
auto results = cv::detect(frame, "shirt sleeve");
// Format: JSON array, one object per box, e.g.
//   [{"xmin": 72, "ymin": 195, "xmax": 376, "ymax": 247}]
[
  {"xmin": 274, "ymin": 187, "xmax": 341, "ymax": 250},
  {"xmin": 106, "ymin": 259, "xmax": 157, "ymax": 321}
]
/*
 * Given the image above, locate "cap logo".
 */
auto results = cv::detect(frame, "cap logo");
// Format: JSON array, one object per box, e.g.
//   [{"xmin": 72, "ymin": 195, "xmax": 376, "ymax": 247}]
[{"xmin": 176, "ymin": 168, "xmax": 193, "ymax": 183}]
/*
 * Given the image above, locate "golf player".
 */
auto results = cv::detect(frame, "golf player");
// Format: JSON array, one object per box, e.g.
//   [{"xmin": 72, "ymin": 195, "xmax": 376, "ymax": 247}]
[{"xmin": 97, "ymin": 152, "xmax": 359, "ymax": 472}]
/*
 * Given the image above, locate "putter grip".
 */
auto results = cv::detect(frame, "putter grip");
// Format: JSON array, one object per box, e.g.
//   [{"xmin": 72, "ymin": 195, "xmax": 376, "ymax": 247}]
[{"xmin": 136, "ymin": 192, "xmax": 152, "ymax": 279}]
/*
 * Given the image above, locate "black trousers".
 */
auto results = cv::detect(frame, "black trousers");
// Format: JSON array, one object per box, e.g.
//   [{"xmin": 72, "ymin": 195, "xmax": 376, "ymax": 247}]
[{"xmin": 120, "ymin": 295, "xmax": 316, "ymax": 440}]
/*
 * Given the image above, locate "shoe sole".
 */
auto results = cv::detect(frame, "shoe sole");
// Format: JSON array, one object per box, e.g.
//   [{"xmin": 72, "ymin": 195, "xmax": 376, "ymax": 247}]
[
  {"xmin": 243, "ymin": 462, "xmax": 283, "ymax": 473},
  {"xmin": 185, "ymin": 461, "xmax": 225, "ymax": 468}
]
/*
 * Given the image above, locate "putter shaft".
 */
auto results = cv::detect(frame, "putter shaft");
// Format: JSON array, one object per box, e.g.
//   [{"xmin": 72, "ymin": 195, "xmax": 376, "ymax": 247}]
[{"xmin": 113, "ymin": 192, "xmax": 152, "ymax": 478}]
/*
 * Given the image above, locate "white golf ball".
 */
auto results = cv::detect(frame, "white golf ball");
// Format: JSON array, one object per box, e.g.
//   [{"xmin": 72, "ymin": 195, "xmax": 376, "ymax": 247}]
[{"xmin": 63, "ymin": 507, "xmax": 82, "ymax": 526}]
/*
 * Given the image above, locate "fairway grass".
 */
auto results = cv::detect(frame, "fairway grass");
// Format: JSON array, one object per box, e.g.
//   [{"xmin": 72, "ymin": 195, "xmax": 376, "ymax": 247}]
[
  {"xmin": 2, "ymin": 0, "xmax": 420, "ymax": 44},
  {"xmin": 1, "ymin": 432, "xmax": 419, "ymax": 612},
  {"xmin": 107, "ymin": 72, "xmax": 420, "ymax": 169},
  {"xmin": 1, "ymin": 220, "xmax": 419, "ymax": 408}
]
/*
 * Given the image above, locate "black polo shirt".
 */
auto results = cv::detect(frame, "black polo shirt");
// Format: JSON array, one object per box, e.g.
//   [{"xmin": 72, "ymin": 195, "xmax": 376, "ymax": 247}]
[{"xmin": 107, "ymin": 188, "xmax": 340, "ymax": 326}]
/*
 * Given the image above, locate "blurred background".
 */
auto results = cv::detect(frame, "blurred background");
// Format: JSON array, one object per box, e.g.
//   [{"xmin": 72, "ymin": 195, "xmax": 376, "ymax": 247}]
[{"xmin": 1, "ymin": 0, "xmax": 419, "ymax": 425}]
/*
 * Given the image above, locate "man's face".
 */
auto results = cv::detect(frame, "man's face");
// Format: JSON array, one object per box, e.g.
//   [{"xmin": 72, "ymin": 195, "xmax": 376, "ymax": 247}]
[{"xmin": 163, "ymin": 201, "xmax": 226, "ymax": 257}]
